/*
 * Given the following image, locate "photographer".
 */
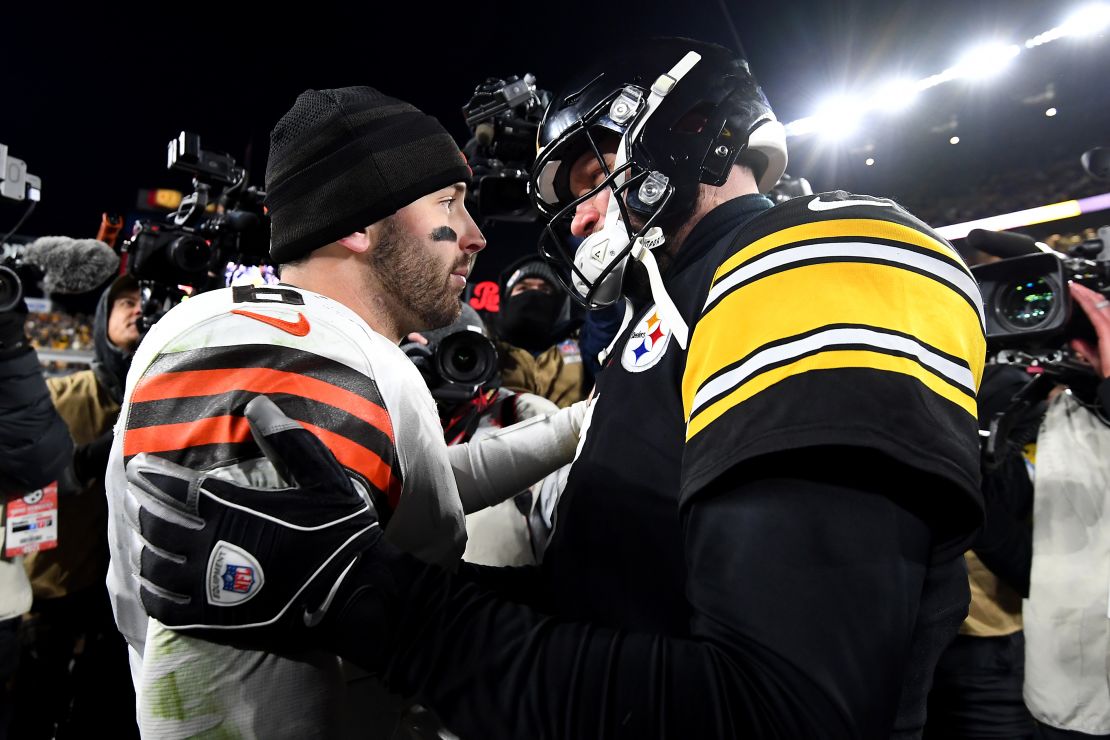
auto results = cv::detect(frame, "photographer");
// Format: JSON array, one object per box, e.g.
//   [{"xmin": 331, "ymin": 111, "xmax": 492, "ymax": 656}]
[
  {"xmin": 406, "ymin": 302, "xmax": 564, "ymax": 567},
  {"xmin": 1021, "ymin": 280, "xmax": 1110, "ymax": 739},
  {"xmin": 0, "ymin": 296, "xmax": 73, "ymax": 737}
]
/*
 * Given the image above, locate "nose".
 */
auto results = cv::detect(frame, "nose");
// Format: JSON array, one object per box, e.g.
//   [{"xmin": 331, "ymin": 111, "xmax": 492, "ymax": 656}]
[
  {"xmin": 570, "ymin": 188, "xmax": 610, "ymax": 238},
  {"xmin": 458, "ymin": 209, "xmax": 486, "ymax": 255}
]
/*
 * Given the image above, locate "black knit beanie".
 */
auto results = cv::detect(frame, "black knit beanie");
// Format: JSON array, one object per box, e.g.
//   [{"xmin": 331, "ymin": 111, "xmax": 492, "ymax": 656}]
[
  {"xmin": 265, "ymin": 86, "xmax": 471, "ymax": 264},
  {"xmin": 503, "ymin": 257, "xmax": 560, "ymax": 294}
]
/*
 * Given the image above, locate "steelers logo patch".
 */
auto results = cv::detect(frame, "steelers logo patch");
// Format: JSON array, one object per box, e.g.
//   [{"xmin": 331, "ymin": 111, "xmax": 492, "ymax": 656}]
[{"xmin": 621, "ymin": 306, "xmax": 672, "ymax": 372}]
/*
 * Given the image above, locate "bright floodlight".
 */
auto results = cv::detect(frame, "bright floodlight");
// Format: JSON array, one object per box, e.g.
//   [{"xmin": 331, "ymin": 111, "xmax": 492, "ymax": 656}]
[
  {"xmin": 865, "ymin": 157, "xmax": 875, "ymax": 166},
  {"xmin": 1061, "ymin": 3, "xmax": 1110, "ymax": 37},
  {"xmin": 814, "ymin": 96, "xmax": 862, "ymax": 140},
  {"xmin": 953, "ymin": 42, "xmax": 1021, "ymax": 80},
  {"xmin": 871, "ymin": 79, "xmax": 919, "ymax": 112},
  {"xmin": 950, "ymin": 136, "xmax": 961, "ymax": 145},
  {"xmin": 1046, "ymin": 107, "xmax": 1058, "ymax": 116}
]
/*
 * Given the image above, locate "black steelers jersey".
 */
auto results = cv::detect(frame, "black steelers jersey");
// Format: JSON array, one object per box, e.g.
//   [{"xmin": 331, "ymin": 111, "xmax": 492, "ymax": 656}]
[{"xmin": 543, "ymin": 191, "xmax": 986, "ymax": 634}]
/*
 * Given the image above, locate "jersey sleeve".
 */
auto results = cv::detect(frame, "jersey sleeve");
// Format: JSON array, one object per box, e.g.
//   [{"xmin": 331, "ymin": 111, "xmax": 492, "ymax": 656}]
[
  {"xmin": 680, "ymin": 193, "xmax": 987, "ymax": 517},
  {"xmin": 121, "ymin": 287, "xmax": 402, "ymax": 518}
]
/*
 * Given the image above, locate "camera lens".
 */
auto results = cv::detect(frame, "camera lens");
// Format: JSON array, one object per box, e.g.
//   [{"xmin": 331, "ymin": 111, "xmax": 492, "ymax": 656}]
[
  {"xmin": 0, "ymin": 265, "xmax": 24, "ymax": 313},
  {"xmin": 437, "ymin": 331, "xmax": 497, "ymax": 386},
  {"xmin": 998, "ymin": 277, "xmax": 1056, "ymax": 329},
  {"xmin": 169, "ymin": 234, "xmax": 211, "ymax": 274}
]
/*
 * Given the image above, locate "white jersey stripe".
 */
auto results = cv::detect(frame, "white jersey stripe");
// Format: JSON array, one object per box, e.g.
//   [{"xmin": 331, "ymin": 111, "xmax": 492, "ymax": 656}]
[
  {"xmin": 690, "ymin": 325, "xmax": 977, "ymax": 417},
  {"xmin": 705, "ymin": 241, "xmax": 986, "ymax": 330}
]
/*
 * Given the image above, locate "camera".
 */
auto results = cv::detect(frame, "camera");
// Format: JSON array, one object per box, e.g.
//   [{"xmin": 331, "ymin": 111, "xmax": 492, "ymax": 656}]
[
  {"xmin": 972, "ymin": 237, "xmax": 1110, "ymax": 351},
  {"xmin": 123, "ymin": 132, "xmax": 269, "ymax": 331},
  {"xmin": 461, "ymin": 75, "xmax": 551, "ymax": 223},
  {"xmin": 403, "ymin": 329, "xmax": 499, "ymax": 404}
]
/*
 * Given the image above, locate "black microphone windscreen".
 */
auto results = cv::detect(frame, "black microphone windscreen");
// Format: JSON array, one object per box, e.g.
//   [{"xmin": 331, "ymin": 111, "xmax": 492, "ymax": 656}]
[
  {"xmin": 966, "ymin": 229, "xmax": 1040, "ymax": 259},
  {"xmin": 23, "ymin": 237, "xmax": 120, "ymax": 294}
]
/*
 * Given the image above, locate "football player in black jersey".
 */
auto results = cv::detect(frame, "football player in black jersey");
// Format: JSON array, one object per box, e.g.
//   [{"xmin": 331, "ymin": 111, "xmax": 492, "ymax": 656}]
[{"xmin": 124, "ymin": 38, "xmax": 987, "ymax": 739}]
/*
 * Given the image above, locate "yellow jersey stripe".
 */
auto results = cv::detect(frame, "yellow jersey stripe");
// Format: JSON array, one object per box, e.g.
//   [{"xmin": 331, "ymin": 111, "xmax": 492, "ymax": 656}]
[
  {"xmin": 686, "ymin": 349, "xmax": 980, "ymax": 440},
  {"xmin": 683, "ymin": 260, "xmax": 986, "ymax": 420},
  {"xmin": 711, "ymin": 218, "xmax": 970, "ymax": 287}
]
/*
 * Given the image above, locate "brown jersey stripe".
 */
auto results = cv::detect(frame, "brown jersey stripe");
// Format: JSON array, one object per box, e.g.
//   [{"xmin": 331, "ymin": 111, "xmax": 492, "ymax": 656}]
[
  {"xmin": 132, "ymin": 367, "xmax": 394, "ymax": 443},
  {"xmin": 123, "ymin": 414, "xmax": 401, "ymax": 508}
]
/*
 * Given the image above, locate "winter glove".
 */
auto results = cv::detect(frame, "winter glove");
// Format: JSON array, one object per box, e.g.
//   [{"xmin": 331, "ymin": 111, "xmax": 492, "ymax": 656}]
[{"xmin": 125, "ymin": 395, "xmax": 383, "ymax": 637}]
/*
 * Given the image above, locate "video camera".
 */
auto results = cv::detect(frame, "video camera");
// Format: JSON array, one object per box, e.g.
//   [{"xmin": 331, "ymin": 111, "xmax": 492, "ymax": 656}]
[
  {"xmin": 972, "ymin": 231, "xmax": 1110, "ymax": 352},
  {"xmin": 123, "ymin": 132, "xmax": 269, "ymax": 331},
  {"xmin": 461, "ymin": 75, "xmax": 551, "ymax": 223}
]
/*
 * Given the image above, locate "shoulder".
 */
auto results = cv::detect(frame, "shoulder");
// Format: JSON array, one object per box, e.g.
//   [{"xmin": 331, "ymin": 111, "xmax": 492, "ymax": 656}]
[{"xmin": 46, "ymin": 368, "xmax": 97, "ymax": 398}]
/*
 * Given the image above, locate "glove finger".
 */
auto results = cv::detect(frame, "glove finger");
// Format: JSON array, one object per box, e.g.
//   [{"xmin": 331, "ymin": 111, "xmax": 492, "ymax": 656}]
[
  {"xmin": 126, "ymin": 453, "xmax": 202, "ymax": 517},
  {"xmin": 139, "ymin": 578, "xmax": 192, "ymax": 629},
  {"xmin": 136, "ymin": 510, "xmax": 187, "ymax": 566},
  {"xmin": 244, "ymin": 395, "xmax": 353, "ymax": 492}
]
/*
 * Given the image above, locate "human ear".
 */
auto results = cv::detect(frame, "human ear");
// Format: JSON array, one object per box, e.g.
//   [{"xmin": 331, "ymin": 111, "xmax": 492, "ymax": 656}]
[{"xmin": 337, "ymin": 228, "xmax": 372, "ymax": 253}]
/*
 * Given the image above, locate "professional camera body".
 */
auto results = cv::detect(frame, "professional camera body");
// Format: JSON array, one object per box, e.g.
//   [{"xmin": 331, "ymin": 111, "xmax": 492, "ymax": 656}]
[
  {"xmin": 124, "ymin": 132, "xmax": 269, "ymax": 331},
  {"xmin": 973, "ymin": 236, "xmax": 1110, "ymax": 460},
  {"xmin": 973, "ymin": 234, "xmax": 1110, "ymax": 353},
  {"xmin": 461, "ymin": 75, "xmax": 551, "ymax": 223},
  {"xmin": 403, "ymin": 329, "xmax": 499, "ymax": 405}
]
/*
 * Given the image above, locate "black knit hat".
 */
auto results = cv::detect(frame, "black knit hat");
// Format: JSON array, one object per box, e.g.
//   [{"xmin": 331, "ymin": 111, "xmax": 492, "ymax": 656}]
[
  {"xmin": 265, "ymin": 86, "xmax": 471, "ymax": 264},
  {"xmin": 503, "ymin": 256, "xmax": 560, "ymax": 294}
]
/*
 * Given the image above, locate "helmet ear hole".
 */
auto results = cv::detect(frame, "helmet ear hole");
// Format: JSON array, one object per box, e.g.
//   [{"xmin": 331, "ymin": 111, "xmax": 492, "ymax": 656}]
[{"xmin": 671, "ymin": 102, "xmax": 715, "ymax": 134}]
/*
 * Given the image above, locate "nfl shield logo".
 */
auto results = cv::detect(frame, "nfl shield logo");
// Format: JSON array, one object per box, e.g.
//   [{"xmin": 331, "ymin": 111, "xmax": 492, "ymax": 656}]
[{"xmin": 222, "ymin": 564, "xmax": 255, "ymax": 594}]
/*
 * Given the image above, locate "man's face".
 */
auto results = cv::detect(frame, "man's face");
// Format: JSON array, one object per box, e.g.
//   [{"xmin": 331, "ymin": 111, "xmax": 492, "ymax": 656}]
[
  {"xmin": 107, "ymin": 289, "xmax": 142, "ymax": 352},
  {"xmin": 509, "ymin": 277, "xmax": 554, "ymax": 297},
  {"xmin": 567, "ymin": 134, "xmax": 622, "ymax": 239},
  {"xmin": 368, "ymin": 183, "xmax": 486, "ymax": 332}
]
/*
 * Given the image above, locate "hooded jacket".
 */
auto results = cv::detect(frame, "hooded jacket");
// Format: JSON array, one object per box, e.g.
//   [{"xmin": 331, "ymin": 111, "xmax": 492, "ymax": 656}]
[{"xmin": 23, "ymin": 277, "xmax": 132, "ymax": 600}]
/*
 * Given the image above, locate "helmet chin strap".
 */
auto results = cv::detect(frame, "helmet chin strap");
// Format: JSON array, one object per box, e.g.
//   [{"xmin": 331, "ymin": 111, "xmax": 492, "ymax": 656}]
[{"xmin": 588, "ymin": 51, "xmax": 701, "ymax": 363}]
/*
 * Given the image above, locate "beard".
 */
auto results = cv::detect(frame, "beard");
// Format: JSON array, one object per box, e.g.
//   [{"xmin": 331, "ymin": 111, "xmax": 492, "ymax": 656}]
[{"xmin": 366, "ymin": 217, "xmax": 463, "ymax": 332}]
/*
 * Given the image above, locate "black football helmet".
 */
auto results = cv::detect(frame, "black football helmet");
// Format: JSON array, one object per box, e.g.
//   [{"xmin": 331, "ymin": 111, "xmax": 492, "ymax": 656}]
[{"xmin": 530, "ymin": 38, "xmax": 787, "ymax": 313}]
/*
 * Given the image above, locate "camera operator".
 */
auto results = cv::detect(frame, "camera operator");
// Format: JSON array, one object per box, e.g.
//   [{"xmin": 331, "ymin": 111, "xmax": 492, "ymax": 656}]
[
  {"xmin": 926, "ymin": 362, "xmax": 1038, "ymax": 740},
  {"xmin": 12, "ymin": 274, "xmax": 141, "ymax": 739},
  {"xmin": 1021, "ymin": 279, "xmax": 1110, "ymax": 740},
  {"xmin": 496, "ymin": 256, "xmax": 587, "ymax": 407},
  {"xmin": 0, "ymin": 295, "xmax": 73, "ymax": 737}
]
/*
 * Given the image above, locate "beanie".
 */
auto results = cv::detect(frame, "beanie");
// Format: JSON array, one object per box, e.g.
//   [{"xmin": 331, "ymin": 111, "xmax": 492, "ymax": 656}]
[{"xmin": 265, "ymin": 86, "xmax": 471, "ymax": 263}]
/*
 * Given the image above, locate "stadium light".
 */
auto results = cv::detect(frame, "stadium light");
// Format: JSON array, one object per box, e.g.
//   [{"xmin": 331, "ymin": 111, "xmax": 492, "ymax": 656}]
[
  {"xmin": 865, "ymin": 157, "xmax": 875, "ymax": 166},
  {"xmin": 1046, "ymin": 107, "xmax": 1058, "ymax": 116},
  {"xmin": 869, "ymin": 79, "xmax": 919, "ymax": 112},
  {"xmin": 1061, "ymin": 3, "xmax": 1110, "ymax": 38},
  {"xmin": 814, "ymin": 96, "xmax": 862, "ymax": 140},
  {"xmin": 785, "ymin": 6, "xmax": 1108, "ymax": 139},
  {"xmin": 952, "ymin": 42, "xmax": 1021, "ymax": 80},
  {"xmin": 950, "ymin": 136, "xmax": 961, "ymax": 145}
]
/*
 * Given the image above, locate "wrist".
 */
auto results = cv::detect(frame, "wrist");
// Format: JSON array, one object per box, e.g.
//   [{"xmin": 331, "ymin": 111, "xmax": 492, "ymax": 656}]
[{"xmin": 320, "ymin": 536, "xmax": 422, "ymax": 671}]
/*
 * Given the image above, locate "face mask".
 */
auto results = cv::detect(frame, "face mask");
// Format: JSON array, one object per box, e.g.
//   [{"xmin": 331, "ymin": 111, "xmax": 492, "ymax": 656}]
[{"xmin": 499, "ymin": 290, "xmax": 563, "ymax": 352}]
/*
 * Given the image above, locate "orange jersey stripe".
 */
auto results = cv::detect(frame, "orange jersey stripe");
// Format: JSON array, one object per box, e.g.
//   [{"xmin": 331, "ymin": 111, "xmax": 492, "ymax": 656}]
[
  {"xmin": 124, "ymin": 414, "xmax": 400, "ymax": 507},
  {"xmin": 132, "ymin": 367, "xmax": 394, "ymax": 443}
]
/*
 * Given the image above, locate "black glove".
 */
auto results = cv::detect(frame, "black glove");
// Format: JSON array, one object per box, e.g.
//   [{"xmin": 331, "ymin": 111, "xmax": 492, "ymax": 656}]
[
  {"xmin": 0, "ymin": 299, "xmax": 30, "ymax": 360},
  {"xmin": 125, "ymin": 395, "xmax": 383, "ymax": 637}
]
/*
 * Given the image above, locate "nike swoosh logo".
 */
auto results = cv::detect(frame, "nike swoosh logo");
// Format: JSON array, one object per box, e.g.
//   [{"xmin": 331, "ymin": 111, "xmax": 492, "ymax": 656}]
[
  {"xmin": 303, "ymin": 556, "xmax": 361, "ymax": 628},
  {"xmin": 808, "ymin": 197, "xmax": 895, "ymax": 212},
  {"xmin": 232, "ymin": 309, "xmax": 311, "ymax": 337}
]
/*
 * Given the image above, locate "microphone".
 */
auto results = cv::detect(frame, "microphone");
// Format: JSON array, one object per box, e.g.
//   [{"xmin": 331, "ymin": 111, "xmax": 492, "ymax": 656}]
[
  {"xmin": 21, "ymin": 236, "xmax": 120, "ymax": 294},
  {"xmin": 966, "ymin": 229, "xmax": 1043, "ymax": 259}
]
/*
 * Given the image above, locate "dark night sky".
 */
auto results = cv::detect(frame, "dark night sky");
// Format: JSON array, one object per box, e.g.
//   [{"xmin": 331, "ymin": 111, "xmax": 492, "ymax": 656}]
[{"xmin": 1, "ymin": 0, "xmax": 1099, "ymax": 249}]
